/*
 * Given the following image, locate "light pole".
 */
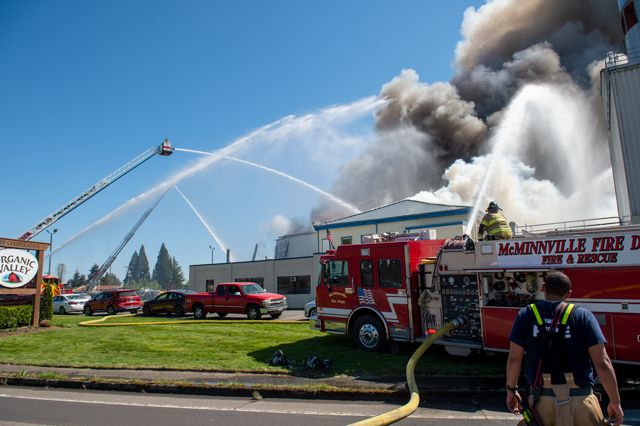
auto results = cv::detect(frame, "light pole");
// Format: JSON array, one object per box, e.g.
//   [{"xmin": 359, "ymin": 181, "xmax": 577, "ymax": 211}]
[
  {"xmin": 208, "ymin": 245, "xmax": 215, "ymax": 264},
  {"xmin": 46, "ymin": 228, "xmax": 58, "ymax": 276}
]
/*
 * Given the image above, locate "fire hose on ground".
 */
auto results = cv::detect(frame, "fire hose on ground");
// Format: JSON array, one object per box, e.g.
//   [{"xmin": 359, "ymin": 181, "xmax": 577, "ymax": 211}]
[
  {"xmin": 78, "ymin": 314, "xmax": 302, "ymax": 327},
  {"xmin": 348, "ymin": 316, "xmax": 468, "ymax": 426}
]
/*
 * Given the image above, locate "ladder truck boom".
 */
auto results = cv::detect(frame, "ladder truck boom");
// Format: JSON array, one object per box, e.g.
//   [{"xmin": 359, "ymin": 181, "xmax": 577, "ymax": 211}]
[
  {"xmin": 87, "ymin": 189, "xmax": 168, "ymax": 292},
  {"xmin": 18, "ymin": 139, "xmax": 174, "ymax": 241}
]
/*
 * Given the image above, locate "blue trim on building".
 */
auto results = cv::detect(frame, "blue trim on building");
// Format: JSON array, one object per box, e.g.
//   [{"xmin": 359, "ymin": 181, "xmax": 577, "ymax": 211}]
[
  {"xmin": 314, "ymin": 208, "xmax": 470, "ymax": 231},
  {"xmin": 404, "ymin": 220, "xmax": 465, "ymax": 231}
]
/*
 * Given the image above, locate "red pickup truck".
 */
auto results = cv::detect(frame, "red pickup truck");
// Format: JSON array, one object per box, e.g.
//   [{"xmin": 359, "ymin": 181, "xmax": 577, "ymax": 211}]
[{"xmin": 189, "ymin": 282, "xmax": 288, "ymax": 320}]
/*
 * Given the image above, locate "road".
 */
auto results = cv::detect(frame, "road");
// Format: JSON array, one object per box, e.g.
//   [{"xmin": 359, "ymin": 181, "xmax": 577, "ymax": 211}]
[{"xmin": 0, "ymin": 386, "xmax": 517, "ymax": 425}]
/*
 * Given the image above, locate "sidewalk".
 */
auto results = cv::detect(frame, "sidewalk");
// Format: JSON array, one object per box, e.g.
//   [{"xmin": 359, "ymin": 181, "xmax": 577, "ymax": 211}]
[{"xmin": 0, "ymin": 363, "xmax": 508, "ymax": 399}]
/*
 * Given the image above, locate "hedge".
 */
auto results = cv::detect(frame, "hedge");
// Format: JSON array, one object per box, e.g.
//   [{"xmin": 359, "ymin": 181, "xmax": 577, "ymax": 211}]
[
  {"xmin": 39, "ymin": 284, "xmax": 54, "ymax": 321},
  {"xmin": 0, "ymin": 305, "xmax": 33, "ymax": 329}
]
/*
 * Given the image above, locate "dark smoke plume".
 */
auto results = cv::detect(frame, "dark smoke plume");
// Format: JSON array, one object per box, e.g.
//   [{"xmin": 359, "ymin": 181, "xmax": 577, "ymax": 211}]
[{"xmin": 314, "ymin": 0, "xmax": 623, "ymax": 221}]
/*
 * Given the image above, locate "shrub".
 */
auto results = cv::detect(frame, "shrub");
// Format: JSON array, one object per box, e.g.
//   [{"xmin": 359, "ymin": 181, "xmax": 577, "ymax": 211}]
[
  {"xmin": 0, "ymin": 305, "xmax": 32, "ymax": 329},
  {"xmin": 39, "ymin": 284, "xmax": 54, "ymax": 322}
]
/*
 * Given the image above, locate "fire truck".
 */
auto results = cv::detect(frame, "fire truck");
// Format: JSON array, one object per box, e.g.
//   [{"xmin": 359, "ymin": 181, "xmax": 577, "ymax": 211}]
[{"xmin": 315, "ymin": 226, "xmax": 640, "ymax": 364}]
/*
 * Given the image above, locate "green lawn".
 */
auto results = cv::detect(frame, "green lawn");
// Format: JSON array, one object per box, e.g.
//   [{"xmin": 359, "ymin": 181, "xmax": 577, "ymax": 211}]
[{"xmin": 0, "ymin": 314, "xmax": 505, "ymax": 377}]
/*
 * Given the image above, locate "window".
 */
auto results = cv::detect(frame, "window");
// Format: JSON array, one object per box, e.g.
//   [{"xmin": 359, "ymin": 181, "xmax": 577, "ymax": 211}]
[
  {"xmin": 341, "ymin": 236, "xmax": 353, "ymax": 245},
  {"xmin": 326, "ymin": 260, "xmax": 349, "ymax": 287},
  {"xmin": 321, "ymin": 238, "xmax": 332, "ymax": 252},
  {"xmin": 228, "ymin": 285, "xmax": 241, "ymax": 296},
  {"xmin": 206, "ymin": 279, "xmax": 215, "ymax": 293},
  {"xmin": 378, "ymin": 259, "xmax": 403, "ymax": 288},
  {"xmin": 277, "ymin": 275, "xmax": 311, "ymax": 294},
  {"xmin": 215, "ymin": 286, "xmax": 226, "ymax": 297},
  {"xmin": 360, "ymin": 260, "xmax": 374, "ymax": 287},
  {"xmin": 623, "ymin": 1, "xmax": 638, "ymax": 34},
  {"xmin": 235, "ymin": 277, "xmax": 264, "ymax": 288}
]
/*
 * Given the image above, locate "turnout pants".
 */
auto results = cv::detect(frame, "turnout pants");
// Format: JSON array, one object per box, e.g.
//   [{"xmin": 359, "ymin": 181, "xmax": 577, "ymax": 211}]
[{"xmin": 519, "ymin": 376, "xmax": 605, "ymax": 426}]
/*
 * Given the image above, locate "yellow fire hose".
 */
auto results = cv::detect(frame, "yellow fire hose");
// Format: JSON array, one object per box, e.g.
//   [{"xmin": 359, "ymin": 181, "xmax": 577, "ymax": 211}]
[
  {"xmin": 348, "ymin": 317, "xmax": 467, "ymax": 426},
  {"xmin": 79, "ymin": 313, "xmax": 303, "ymax": 327}
]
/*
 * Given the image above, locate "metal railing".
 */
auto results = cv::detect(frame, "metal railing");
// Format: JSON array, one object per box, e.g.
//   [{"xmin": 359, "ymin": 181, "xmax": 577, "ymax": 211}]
[
  {"xmin": 605, "ymin": 48, "xmax": 640, "ymax": 68},
  {"xmin": 514, "ymin": 216, "xmax": 624, "ymax": 236}
]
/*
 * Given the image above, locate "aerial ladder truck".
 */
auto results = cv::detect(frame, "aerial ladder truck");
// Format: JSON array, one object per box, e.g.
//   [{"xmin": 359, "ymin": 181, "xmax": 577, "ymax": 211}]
[{"xmin": 18, "ymin": 139, "xmax": 174, "ymax": 241}]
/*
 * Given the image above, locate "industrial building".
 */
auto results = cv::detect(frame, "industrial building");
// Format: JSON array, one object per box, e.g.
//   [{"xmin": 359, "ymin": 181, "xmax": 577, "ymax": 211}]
[
  {"xmin": 189, "ymin": 199, "xmax": 470, "ymax": 308},
  {"xmin": 602, "ymin": 0, "xmax": 640, "ymax": 224}
]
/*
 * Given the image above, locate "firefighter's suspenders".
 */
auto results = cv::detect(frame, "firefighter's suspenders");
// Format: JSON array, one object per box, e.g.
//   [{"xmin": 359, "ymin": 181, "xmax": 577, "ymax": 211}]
[{"xmin": 520, "ymin": 302, "xmax": 576, "ymax": 425}]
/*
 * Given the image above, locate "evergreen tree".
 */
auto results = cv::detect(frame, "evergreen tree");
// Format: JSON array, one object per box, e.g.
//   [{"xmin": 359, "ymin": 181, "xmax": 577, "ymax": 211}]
[
  {"xmin": 87, "ymin": 264, "xmax": 101, "ymax": 284},
  {"xmin": 170, "ymin": 256, "xmax": 185, "ymax": 288},
  {"xmin": 124, "ymin": 250, "xmax": 139, "ymax": 284},
  {"xmin": 152, "ymin": 243, "xmax": 173, "ymax": 289},
  {"xmin": 137, "ymin": 245, "xmax": 151, "ymax": 281},
  {"xmin": 68, "ymin": 270, "xmax": 82, "ymax": 288},
  {"xmin": 100, "ymin": 272, "xmax": 123, "ymax": 287}
]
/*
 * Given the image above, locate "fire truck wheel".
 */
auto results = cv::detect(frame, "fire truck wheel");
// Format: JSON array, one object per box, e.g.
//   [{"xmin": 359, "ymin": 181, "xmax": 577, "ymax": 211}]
[
  {"xmin": 247, "ymin": 305, "xmax": 262, "ymax": 320},
  {"xmin": 352, "ymin": 315, "xmax": 387, "ymax": 352},
  {"xmin": 193, "ymin": 304, "xmax": 207, "ymax": 319}
]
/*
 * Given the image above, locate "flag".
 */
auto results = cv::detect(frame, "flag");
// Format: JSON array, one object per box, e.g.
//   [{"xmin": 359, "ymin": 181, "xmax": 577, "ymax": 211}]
[{"xmin": 326, "ymin": 229, "xmax": 335, "ymax": 250}]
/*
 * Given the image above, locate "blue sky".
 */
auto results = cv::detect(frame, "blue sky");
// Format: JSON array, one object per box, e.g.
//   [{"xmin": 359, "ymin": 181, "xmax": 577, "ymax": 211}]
[{"xmin": 0, "ymin": 0, "xmax": 485, "ymax": 281}]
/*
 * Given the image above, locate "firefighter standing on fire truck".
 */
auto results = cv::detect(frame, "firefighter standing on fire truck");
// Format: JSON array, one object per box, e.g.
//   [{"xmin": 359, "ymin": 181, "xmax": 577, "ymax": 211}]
[
  {"xmin": 478, "ymin": 201, "xmax": 512, "ymax": 240},
  {"xmin": 505, "ymin": 271, "xmax": 623, "ymax": 425}
]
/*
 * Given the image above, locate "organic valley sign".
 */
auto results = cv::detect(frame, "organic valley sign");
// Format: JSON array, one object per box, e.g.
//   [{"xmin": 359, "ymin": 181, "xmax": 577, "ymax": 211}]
[
  {"xmin": 0, "ymin": 249, "xmax": 39, "ymax": 288},
  {"xmin": 495, "ymin": 233, "xmax": 640, "ymax": 268}
]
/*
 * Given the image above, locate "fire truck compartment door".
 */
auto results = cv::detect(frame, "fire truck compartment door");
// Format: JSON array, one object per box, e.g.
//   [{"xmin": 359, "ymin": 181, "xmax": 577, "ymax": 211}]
[{"xmin": 481, "ymin": 307, "xmax": 518, "ymax": 350}]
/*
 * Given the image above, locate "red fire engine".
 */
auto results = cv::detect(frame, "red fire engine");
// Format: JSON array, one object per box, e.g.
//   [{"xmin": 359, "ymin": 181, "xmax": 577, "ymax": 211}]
[{"xmin": 315, "ymin": 226, "xmax": 640, "ymax": 364}]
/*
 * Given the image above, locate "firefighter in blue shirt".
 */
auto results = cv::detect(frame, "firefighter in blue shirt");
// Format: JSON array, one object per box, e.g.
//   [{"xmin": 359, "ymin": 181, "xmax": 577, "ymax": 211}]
[{"xmin": 505, "ymin": 271, "xmax": 623, "ymax": 425}]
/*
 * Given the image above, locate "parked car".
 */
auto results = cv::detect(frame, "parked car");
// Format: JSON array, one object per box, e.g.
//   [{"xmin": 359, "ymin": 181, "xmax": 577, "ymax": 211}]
[
  {"xmin": 53, "ymin": 293, "xmax": 91, "ymax": 314},
  {"xmin": 138, "ymin": 289, "xmax": 163, "ymax": 302},
  {"xmin": 83, "ymin": 289, "xmax": 141, "ymax": 315},
  {"xmin": 304, "ymin": 300, "xmax": 316, "ymax": 318},
  {"xmin": 190, "ymin": 282, "xmax": 287, "ymax": 320},
  {"xmin": 142, "ymin": 290, "xmax": 198, "ymax": 316}
]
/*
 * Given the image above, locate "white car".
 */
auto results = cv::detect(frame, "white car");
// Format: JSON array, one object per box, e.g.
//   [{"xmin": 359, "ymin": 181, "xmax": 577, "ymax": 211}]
[
  {"xmin": 304, "ymin": 300, "xmax": 316, "ymax": 318},
  {"xmin": 53, "ymin": 294, "xmax": 92, "ymax": 314}
]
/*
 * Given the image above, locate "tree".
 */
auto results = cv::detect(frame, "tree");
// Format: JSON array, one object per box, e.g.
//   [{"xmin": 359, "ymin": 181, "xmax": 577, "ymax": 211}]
[
  {"xmin": 68, "ymin": 270, "xmax": 88, "ymax": 288},
  {"xmin": 100, "ymin": 272, "xmax": 122, "ymax": 287},
  {"xmin": 124, "ymin": 250, "xmax": 139, "ymax": 284},
  {"xmin": 171, "ymin": 256, "xmax": 185, "ymax": 288},
  {"xmin": 137, "ymin": 245, "xmax": 151, "ymax": 281},
  {"xmin": 87, "ymin": 264, "xmax": 101, "ymax": 284},
  {"xmin": 55, "ymin": 263, "xmax": 67, "ymax": 282},
  {"xmin": 152, "ymin": 243, "xmax": 173, "ymax": 289}
]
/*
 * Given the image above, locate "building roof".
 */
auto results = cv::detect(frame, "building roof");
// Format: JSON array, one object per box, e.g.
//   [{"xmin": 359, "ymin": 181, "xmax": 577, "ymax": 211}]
[{"xmin": 314, "ymin": 199, "xmax": 470, "ymax": 230}]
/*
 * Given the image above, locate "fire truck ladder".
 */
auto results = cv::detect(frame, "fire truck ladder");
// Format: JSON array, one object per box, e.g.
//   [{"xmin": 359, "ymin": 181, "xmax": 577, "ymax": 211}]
[
  {"xmin": 86, "ymin": 189, "xmax": 169, "ymax": 292},
  {"xmin": 18, "ymin": 139, "xmax": 174, "ymax": 241}
]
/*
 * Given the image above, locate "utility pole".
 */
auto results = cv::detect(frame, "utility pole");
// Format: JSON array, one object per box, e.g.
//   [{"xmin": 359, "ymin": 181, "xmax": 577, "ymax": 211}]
[
  {"xmin": 209, "ymin": 245, "xmax": 215, "ymax": 264},
  {"xmin": 46, "ymin": 228, "xmax": 58, "ymax": 275}
]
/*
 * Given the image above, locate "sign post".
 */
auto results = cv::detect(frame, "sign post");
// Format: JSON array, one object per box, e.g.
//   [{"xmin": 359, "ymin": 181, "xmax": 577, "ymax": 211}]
[{"xmin": 0, "ymin": 238, "xmax": 50, "ymax": 326}]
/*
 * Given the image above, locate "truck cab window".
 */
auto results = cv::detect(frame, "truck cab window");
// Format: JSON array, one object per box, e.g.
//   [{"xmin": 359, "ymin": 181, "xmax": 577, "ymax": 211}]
[
  {"xmin": 360, "ymin": 260, "xmax": 374, "ymax": 287},
  {"xmin": 378, "ymin": 259, "xmax": 403, "ymax": 288},
  {"xmin": 326, "ymin": 260, "xmax": 349, "ymax": 286},
  {"xmin": 215, "ymin": 286, "xmax": 226, "ymax": 297}
]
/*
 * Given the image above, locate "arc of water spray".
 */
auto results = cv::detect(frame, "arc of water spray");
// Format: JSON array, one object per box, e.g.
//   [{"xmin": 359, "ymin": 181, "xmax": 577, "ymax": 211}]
[
  {"xmin": 175, "ymin": 148, "xmax": 360, "ymax": 214},
  {"xmin": 52, "ymin": 96, "xmax": 381, "ymax": 254},
  {"xmin": 173, "ymin": 185, "xmax": 231, "ymax": 261}
]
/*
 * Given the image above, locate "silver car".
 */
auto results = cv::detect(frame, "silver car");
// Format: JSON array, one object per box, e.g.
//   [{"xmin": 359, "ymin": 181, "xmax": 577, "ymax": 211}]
[
  {"xmin": 53, "ymin": 294, "xmax": 92, "ymax": 314},
  {"xmin": 304, "ymin": 300, "xmax": 316, "ymax": 318}
]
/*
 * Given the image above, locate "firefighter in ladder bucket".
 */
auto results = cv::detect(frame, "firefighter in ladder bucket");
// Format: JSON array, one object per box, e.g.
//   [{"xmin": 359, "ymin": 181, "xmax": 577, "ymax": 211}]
[
  {"xmin": 478, "ymin": 201, "xmax": 512, "ymax": 240},
  {"xmin": 505, "ymin": 272, "xmax": 623, "ymax": 425}
]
